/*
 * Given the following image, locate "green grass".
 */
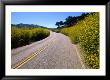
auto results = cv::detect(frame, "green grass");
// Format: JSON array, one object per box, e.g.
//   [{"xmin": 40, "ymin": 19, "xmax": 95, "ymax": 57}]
[
  {"xmin": 61, "ymin": 12, "xmax": 99, "ymax": 69},
  {"xmin": 53, "ymin": 28, "xmax": 60, "ymax": 33},
  {"xmin": 11, "ymin": 27, "xmax": 50, "ymax": 49}
]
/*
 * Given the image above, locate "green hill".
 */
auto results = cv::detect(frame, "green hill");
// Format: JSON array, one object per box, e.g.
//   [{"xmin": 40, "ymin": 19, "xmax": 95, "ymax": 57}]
[
  {"xmin": 61, "ymin": 12, "xmax": 99, "ymax": 69},
  {"xmin": 11, "ymin": 27, "xmax": 50, "ymax": 49}
]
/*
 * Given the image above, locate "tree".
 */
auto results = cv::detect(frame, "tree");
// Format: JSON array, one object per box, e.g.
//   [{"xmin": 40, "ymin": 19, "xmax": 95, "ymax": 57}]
[
  {"xmin": 59, "ymin": 21, "xmax": 64, "ymax": 27},
  {"xmin": 64, "ymin": 16, "xmax": 74, "ymax": 27},
  {"xmin": 77, "ymin": 13, "xmax": 89, "ymax": 21},
  {"xmin": 55, "ymin": 21, "xmax": 64, "ymax": 29},
  {"xmin": 55, "ymin": 22, "xmax": 60, "ymax": 28},
  {"xmin": 55, "ymin": 13, "xmax": 89, "ymax": 28}
]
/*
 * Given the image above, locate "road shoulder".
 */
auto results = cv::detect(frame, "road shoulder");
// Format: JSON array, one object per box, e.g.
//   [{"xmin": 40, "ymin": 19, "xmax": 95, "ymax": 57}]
[{"xmin": 72, "ymin": 44, "xmax": 88, "ymax": 69}]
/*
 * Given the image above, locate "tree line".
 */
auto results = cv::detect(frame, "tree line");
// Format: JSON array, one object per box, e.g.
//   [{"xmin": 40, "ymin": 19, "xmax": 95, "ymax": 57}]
[{"xmin": 55, "ymin": 13, "xmax": 90, "ymax": 29}]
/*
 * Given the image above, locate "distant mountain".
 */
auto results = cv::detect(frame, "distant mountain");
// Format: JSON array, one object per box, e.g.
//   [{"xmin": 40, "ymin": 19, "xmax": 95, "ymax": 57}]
[
  {"xmin": 48, "ymin": 28, "xmax": 55, "ymax": 31},
  {"xmin": 11, "ymin": 23, "xmax": 48, "ymax": 29}
]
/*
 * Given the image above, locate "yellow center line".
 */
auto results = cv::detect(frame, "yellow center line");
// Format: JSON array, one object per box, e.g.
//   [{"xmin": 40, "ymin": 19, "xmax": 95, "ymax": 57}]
[{"xmin": 12, "ymin": 40, "xmax": 56, "ymax": 69}]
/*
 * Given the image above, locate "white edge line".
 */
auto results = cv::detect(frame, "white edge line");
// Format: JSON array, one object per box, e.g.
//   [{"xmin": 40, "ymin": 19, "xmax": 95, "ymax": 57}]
[{"xmin": 74, "ymin": 45, "xmax": 86, "ymax": 69}]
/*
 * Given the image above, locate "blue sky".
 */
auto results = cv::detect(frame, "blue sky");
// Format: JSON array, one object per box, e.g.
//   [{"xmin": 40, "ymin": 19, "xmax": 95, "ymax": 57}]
[{"xmin": 11, "ymin": 12, "xmax": 86, "ymax": 28}]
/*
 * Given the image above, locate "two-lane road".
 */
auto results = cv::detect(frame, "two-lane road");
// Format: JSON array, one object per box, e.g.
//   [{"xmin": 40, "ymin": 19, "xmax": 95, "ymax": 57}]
[{"xmin": 11, "ymin": 31, "xmax": 85, "ymax": 69}]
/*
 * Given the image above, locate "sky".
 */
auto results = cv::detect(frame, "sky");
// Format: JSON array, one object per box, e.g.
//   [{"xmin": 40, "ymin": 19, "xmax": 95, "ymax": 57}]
[{"xmin": 11, "ymin": 12, "xmax": 86, "ymax": 28}]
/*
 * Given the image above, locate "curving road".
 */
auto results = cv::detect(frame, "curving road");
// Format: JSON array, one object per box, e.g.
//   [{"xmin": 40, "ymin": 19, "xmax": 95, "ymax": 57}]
[{"xmin": 11, "ymin": 31, "xmax": 85, "ymax": 69}]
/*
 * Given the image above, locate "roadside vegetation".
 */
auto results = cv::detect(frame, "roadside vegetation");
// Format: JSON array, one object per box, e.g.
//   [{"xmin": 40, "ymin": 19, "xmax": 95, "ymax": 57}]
[
  {"xmin": 55, "ymin": 12, "xmax": 99, "ymax": 69},
  {"xmin": 53, "ymin": 28, "xmax": 60, "ymax": 33},
  {"xmin": 11, "ymin": 27, "xmax": 50, "ymax": 49}
]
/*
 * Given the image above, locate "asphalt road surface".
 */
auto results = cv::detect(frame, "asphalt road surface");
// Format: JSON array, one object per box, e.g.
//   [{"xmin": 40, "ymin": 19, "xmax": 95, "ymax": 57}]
[{"xmin": 11, "ymin": 31, "xmax": 85, "ymax": 69}]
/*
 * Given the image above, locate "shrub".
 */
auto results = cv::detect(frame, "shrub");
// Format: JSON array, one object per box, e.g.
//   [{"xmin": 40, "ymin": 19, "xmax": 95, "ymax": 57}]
[
  {"xmin": 11, "ymin": 27, "xmax": 50, "ymax": 48},
  {"xmin": 53, "ymin": 28, "xmax": 60, "ymax": 33}
]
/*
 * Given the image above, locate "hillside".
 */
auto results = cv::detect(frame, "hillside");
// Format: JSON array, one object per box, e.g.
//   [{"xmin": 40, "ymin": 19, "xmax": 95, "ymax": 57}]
[
  {"xmin": 11, "ymin": 27, "xmax": 50, "ymax": 49},
  {"xmin": 11, "ymin": 23, "xmax": 48, "ymax": 29},
  {"xmin": 61, "ymin": 12, "xmax": 99, "ymax": 68}
]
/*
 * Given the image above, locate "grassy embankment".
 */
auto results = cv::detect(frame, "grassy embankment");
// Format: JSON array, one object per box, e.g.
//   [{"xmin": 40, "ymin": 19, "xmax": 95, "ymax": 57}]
[
  {"xmin": 61, "ymin": 13, "xmax": 99, "ymax": 69},
  {"xmin": 11, "ymin": 27, "xmax": 50, "ymax": 49}
]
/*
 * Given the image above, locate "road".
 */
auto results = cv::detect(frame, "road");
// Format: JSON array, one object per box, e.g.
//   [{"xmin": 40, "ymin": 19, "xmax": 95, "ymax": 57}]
[{"xmin": 11, "ymin": 31, "xmax": 85, "ymax": 69}]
